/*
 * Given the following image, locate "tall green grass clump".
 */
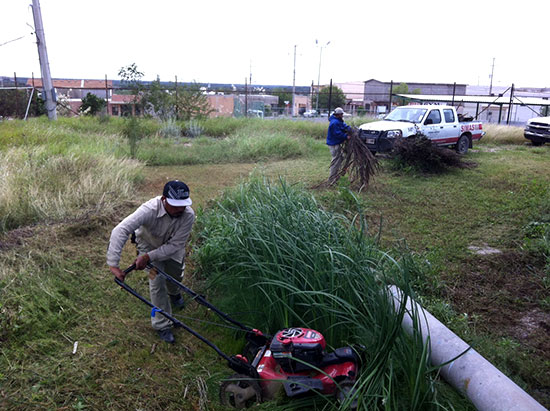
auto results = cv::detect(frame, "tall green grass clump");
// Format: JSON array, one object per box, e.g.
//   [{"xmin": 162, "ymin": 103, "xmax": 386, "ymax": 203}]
[
  {"xmin": 0, "ymin": 147, "xmax": 142, "ymax": 232},
  {"xmin": 195, "ymin": 178, "xmax": 466, "ymax": 409}
]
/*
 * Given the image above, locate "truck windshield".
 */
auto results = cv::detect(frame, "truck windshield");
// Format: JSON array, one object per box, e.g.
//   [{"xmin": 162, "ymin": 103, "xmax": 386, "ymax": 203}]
[{"xmin": 385, "ymin": 107, "xmax": 427, "ymax": 123}]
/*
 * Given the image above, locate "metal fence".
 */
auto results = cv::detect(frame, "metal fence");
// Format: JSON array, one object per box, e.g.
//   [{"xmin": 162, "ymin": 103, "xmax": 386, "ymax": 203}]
[{"xmin": 1, "ymin": 73, "xmax": 549, "ymax": 125}]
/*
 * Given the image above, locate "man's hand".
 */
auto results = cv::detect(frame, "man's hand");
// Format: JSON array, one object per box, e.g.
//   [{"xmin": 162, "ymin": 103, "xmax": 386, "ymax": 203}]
[
  {"xmin": 110, "ymin": 266, "xmax": 126, "ymax": 282},
  {"xmin": 135, "ymin": 253, "xmax": 150, "ymax": 270}
]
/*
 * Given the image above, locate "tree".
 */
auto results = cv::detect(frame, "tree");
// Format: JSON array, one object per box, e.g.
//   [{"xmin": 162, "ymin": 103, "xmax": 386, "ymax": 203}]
[
  {"xmin": 393, "ymin": 83, "xmax": 421, "ymax": 106},
  {"xmin": 118, "ymin": 63, "xmax": 145, "ymax": 113},
  {"xmin": 174, "ymin": 83, "xmax": 214, "ymax": 120},
  {"xmin": 80, "ymin": 92, "xmax": 106, "ymax": 115},
  {"xmin": 393, "ymin": 83, "xmax": 409, "ymax": 106},
  {"xmin": 271, "ymin": 87, "xmax": 292, "ymax": 109},
  {"xmin": 0, "ymin": 89, "xmax": 45, "ymax": 118},
  {"xmin": 315, "ymin": 85, "xmax": 346, "ymax": 111},
  {"xmin": 141, "ymin": 77, "xmax": 174, "ymax": 120}
]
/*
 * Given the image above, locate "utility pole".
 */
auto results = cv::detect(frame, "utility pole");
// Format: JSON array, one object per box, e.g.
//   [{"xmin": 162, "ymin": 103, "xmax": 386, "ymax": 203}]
[
  {"xmin": 291, "ymin": 45, "xmax": 296, "ymax": 117},
  {"xmin": 31, "ymin": 0, "xmax": 57, "ymax": 120},
  {"xmin": 316, "ymin": 40, "xmax": 330, "ymax": 112},
  {"xmin": 489, "ymin": 57, "xmax": 495, "ymax": 95}
]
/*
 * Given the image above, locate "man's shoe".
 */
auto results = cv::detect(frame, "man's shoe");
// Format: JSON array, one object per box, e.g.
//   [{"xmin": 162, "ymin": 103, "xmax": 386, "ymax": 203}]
[
  {"xmin": 170, "ymin": 293, "xmax": 185, "ymax": 310},
  {"xmin": 157, "ymin": 328, "xmax": 175, "ymax": 344}
]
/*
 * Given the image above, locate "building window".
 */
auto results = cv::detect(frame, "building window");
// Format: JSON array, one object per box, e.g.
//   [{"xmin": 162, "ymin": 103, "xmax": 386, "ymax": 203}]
[
  {"xmin": 112, "ymin": 105, "xmax": 119, "ymax": 116},
  {"xmin": 121, "ymin": 104, "xmax": 132, "ymax": 116}
]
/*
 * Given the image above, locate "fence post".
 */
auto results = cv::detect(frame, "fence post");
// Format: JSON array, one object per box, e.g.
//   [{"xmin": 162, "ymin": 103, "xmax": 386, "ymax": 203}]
[
  {"xmin": 175, "ymin": 75, "xmax": 178, "ymax": 119},
  {"xmin": 507, "ymin": 84, "xmax": 514, "ymax": 125},
  {"xmin": 32, "ymin": 72, "xmax": 36, "ymax": 115},
  {"xmin": 452, "ymin": 82, "xmax": 456, "ymax": 107},
  {"xmin": 105, "ymin": 74, "xmax": 109, "ymax": 115},
  {"xmin": 14, "ymin": 72, "xmax": 19, "ymax": 118},
  {"xmin": 244, "ymin": 77, "xmax": 248, "ymax": 118},
  {"xmin": 327, "ymin": 79, "xmax": 333, "ymax": 119},
  {"xmin": 389, "ymin": 80, "xmax": 393, "ymax": 113},
  {"xmin": 311, "ymin": 80, "xmax": 314, "ymax": 111}
]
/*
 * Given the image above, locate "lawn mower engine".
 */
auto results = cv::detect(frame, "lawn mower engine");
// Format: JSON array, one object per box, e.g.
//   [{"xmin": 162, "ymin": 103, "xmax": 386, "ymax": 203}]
[{"xmin": 220, "ymin": 327, "xmax": 359, "ymax": 408}]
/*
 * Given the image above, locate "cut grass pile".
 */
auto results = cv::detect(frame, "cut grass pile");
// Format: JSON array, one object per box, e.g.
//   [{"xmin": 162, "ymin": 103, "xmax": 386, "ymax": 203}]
[
  {"xmin": 389, "ymin": 135, "xmax": 475, "ymax": 173},
  {"xmin": 195, "ymin": 177, "xmax": 470, "ymax": 409}
]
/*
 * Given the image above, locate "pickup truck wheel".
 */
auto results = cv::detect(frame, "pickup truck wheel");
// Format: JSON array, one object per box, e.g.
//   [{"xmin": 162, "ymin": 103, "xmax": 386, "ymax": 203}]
[
  {"xmin": 530, "ymin": 140, "xmax": 544, "ymax": 146},
  {"xmin": 456, "ymin": 135, "xmax": 469, "ymax": 154}
]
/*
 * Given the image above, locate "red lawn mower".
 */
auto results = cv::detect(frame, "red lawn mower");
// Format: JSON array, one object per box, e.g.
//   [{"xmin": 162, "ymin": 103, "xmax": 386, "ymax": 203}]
[{"xmin": 116, "ymin": 264, "xmax": 360, "ymax": 408}]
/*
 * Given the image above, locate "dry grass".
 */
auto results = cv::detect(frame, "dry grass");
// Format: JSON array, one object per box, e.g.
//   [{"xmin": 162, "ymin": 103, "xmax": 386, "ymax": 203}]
[
  {"xmin": 0, "ymin": 147, "xmax": 143, "ymax": 232},
  {"xmin": 482, "ymin": 123, "xmax": 525, "ymax": 145}
]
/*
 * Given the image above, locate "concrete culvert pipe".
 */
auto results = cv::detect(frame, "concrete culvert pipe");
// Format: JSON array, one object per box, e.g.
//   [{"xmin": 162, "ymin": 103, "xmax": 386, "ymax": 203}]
[{"xmin": 388, "ymin": 286, "xmax": 546, "ymax": 411}]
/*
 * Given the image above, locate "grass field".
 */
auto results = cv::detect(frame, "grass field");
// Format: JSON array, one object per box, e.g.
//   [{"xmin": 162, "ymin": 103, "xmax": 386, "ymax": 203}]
[{"xmin": 1, "ymin": 116, "xmax": 549, "ymax": 409}]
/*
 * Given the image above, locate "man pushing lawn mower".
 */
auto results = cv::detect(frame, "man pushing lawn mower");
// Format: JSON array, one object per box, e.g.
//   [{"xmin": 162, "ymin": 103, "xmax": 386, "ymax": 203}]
[
  {"xmin": 108, "ymin": 182, "xmax": 362, "ymax": 408},
  {"xmin": 107, "ymin": 180, "xmax": 195, "ymax": 344}
]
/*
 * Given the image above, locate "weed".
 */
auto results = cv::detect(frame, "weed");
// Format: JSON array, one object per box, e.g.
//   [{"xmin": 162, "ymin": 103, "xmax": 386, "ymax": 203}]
[
  {"xmin": 122, "ymin": 116, "xmax": 145, "ymax": 158},
  {"xmin": 159, "ymin": 118, "xmax": 182, "ymax": 139},
  {"xmin": 185, "ymin": 120, "xmax": 203, "ymax": 138}
]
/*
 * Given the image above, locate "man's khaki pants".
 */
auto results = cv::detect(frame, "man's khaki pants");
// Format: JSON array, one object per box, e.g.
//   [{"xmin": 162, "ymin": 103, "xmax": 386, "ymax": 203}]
[
  {"xmin": 329, "ymin": 144, "xmax": 343, "ymax": 184},
  {"xmin": 147, "ymin": 258, "xmax": 184, "ymax": 331}
]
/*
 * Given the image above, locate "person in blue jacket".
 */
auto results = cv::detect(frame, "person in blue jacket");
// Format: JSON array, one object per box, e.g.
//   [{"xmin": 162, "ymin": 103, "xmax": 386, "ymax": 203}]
[{"xmin": 326, "ymin": 107, "xmax": 351, "ymax": 184}]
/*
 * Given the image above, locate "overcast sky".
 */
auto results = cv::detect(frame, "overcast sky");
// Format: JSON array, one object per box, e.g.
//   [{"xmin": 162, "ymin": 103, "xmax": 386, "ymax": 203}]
[{"xmin": 1, "ymin": 0, "xmax": 549, "ymax": 89}]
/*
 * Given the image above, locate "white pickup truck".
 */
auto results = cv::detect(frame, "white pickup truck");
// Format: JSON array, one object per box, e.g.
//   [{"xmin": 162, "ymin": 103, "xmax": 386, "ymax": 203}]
[
  {"xmin": 524, "ymin": 116, "xmax": 550, "ymax": 146},
  {"xmin": 358, "ymin": 105, "xmax": 485, "ymax": 154}
]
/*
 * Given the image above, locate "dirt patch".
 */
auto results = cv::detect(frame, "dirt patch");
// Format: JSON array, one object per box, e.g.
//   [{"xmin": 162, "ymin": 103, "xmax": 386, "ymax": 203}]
[
  {"xmin": 445, "ymin": 250, "xmax": 550, "ymax": 405},
  {"xmin": 446, "ymin": 250, "xmax": 549, "ymax": 355},
  {"xmin": 0, "ymin": 226, "xmax": 36, "ymax": 251},
  {"xmin": 468, "ymin": 244, "xmax": 502, "ymax": 255}
]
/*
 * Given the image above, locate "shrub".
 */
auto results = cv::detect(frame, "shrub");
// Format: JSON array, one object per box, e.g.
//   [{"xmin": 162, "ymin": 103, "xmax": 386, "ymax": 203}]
[
  {"xmin": 159, "ymin": 118, "xmax": 181, "ymax": 138},
  {"xmin": 79, "ymin": 93, "xmax": 106, "ymax": 116},
  {"xmin": 122, "ymin": 117, "xmax": 146, "ymax": 158},
  {"xmin": 185, "ymin": 120, "xmax": 203, "ymax": 138}
]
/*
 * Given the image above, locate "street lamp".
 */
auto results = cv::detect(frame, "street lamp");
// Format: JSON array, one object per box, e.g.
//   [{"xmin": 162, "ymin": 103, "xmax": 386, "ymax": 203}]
[{"xmin": 316, "ymin": 40, "xmax": 330, "ymax": 112}]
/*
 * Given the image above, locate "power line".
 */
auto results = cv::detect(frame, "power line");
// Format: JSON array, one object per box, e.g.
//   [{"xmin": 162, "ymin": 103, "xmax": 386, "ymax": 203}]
[{"xmin": 0, "ymin": 34, "xmax": 31, "ymax": 48}]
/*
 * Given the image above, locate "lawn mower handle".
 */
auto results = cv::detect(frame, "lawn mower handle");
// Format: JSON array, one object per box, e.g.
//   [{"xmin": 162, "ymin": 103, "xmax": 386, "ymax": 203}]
[
  {"xmin": 144, "ymin": 262, "xmax": 270, "ymax": 344},
  {"xmin": 114, "ymin": 274, "xmax": 258, "ymax": 377},
  {"xmin": 124, "ymin": 264, "xmax": 136, "ymax": 274}
]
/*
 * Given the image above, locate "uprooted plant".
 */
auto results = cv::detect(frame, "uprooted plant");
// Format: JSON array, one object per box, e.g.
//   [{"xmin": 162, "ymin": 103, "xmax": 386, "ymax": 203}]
[
  {"xmin": 317, "ymin": 127, "xmax": 379, "ymax": 190},
  {"xmin": 390, "ymin": 134, "xmax": 476, "ymax": 173}
]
